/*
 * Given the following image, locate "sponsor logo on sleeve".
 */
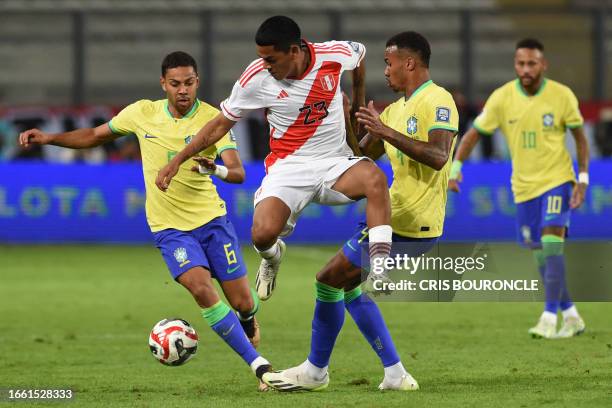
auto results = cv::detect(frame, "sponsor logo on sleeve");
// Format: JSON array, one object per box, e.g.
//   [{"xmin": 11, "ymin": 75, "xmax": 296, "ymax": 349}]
[{"xmin": 436, "ymin": 107, "xmax": 450, "ymax": 123}]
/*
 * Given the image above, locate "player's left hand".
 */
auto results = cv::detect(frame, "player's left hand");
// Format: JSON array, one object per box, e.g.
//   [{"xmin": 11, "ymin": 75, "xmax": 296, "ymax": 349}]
[
  {"xmin": 355, "ymin": 101, "xmax": 388, "ymax": 139},
  {"xmin": 191, "ymin": 156, "xmax": 216, "ymax": 175},
  {"xmin": 570, "ymin": 182, "xmax": 587, "ymax": 209},
  {"xmin": 156, "ymin": 162, "xmax": 180, "ymax": 192}
]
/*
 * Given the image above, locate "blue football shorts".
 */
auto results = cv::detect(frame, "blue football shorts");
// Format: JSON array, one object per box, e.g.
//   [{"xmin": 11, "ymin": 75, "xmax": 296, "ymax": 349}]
[
  {"xmin": 516, "ymin": 182, "xmax": 572, "ymax": 247},
  {"xmin": 342, "ymin": 220, "xmax": 438, "ymax": 268},
  {"xmin": 153, "ymin": 215, "xmax": 247, "ymax": 281}
]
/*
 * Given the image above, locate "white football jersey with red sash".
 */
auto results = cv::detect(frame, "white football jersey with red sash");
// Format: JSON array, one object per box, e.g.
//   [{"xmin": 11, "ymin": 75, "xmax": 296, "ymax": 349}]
[{"xmin": 220, "ymin": 40, "xmax": 366, "ymax": 172}]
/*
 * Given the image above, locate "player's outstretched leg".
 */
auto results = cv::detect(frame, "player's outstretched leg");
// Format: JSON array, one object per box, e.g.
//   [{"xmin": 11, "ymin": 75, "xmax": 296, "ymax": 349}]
[
  {"xmin": 262, "ymin": 281, "xmax": 344, "ymax": 391},
  {"xmin": 178, "ymin": 268, "xmax": 272, "ymax": 386},
  {"xmin": 329, "ymin": 161, "xmax": 393, "ymax": 276},
  {"xmin": 344, "ymin": 286, "xmax": 419, "ymax": 391},
  {"xmin": 252, "ymin": 197, "xmax": 290, "ymax": 301}
]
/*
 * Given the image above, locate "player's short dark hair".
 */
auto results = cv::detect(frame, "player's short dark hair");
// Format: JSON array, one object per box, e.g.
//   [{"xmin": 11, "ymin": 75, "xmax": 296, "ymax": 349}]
[
  {"xmin": 255, "ymin": 15, "xmax": 301, "ymax": 53},
  {"xmin": 161, "ymin": 51, "xmax": 198, "ymax": 76},
  {"xmin": 516, "ymin": 38, "xmax": 544, "ymax": 52},
  {"xmin": 386, "ymin": 31, "xmax": 431, "ymax": 67}
]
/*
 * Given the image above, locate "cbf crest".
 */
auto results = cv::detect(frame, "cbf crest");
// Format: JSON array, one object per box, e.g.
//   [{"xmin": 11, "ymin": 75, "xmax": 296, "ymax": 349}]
[
  {"xmin": 407, "ymin": 115, "xmax": 418, "ymax": 135},
  {"xmin": 184, "ymin": 135, "xmax": 193, "ymax": 144},
  {"xmin": 174, "ymin": 247, "xmax": 190, "ymax": 267},
  {"xmin": 542, "ymin": 113, "xmax": 554, "ymax": 128}
]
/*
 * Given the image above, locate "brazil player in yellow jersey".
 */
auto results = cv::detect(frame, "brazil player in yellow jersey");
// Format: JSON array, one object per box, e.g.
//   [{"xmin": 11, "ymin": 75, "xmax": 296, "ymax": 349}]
[
  {"xmin": 19, "ymin": 51, "xmax": 273, "ymax": 385},
  {"xmin": 263, "ymin": 31, "xmax": 458, "ymax": 392},
  {"xmin": 449, "ymin": 39, "xmax": 590, "ymax": 339}
]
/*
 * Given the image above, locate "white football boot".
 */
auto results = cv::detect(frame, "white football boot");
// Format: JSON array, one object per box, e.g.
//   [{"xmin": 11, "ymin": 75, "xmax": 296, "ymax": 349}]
[
  {"xmin": 255, "ymin": 239, "xmax": 286, "ymax": 301},
  {"xmin": 555, "ymin": 316, "xmax": 586, "ymax": 338},
  {"xmin": 528, "ymin": 316, "xmax": 557, "ymax": 339},
  {"xmin": 378, "ymin": 372, "xmax": 419, "ymax": 391},
  {"xmin": 262, "ymin": 364, "xmax": 329, "ymax": 392}
]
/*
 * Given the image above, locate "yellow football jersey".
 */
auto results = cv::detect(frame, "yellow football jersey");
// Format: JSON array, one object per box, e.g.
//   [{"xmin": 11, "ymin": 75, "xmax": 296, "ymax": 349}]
[
  {"xmin": 109, "ymin": 99, "xmax": 236, "ymax": 232},
  {"xmin": 380, "ymin": 80, "xmax": 459, "ymax": 238},
  {"xmin": 473, "ymin": 78, "xmax": 583, "ymax": 203}
]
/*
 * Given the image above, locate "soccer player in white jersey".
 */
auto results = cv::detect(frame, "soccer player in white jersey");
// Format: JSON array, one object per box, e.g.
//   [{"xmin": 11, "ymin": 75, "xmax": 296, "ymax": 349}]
[
  {"xmin": 156, "ymin": 16, "xmax": 393, "ymax": 301},
  {"xmin": 262, "ymin": 31, "xmax": 457, "ymax": 393}
]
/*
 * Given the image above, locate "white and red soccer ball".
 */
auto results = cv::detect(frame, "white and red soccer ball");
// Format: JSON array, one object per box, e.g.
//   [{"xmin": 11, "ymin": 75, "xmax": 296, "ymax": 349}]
[{"xmin": 149, "ymin": 318, "xmax": 198, "ymax": 366}]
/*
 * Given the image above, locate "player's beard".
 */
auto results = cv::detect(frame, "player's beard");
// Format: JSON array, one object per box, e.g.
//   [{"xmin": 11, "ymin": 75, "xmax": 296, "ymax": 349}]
[{"xmin": 520, "ymin": 73, "xmax": 540, "ymax": 88}]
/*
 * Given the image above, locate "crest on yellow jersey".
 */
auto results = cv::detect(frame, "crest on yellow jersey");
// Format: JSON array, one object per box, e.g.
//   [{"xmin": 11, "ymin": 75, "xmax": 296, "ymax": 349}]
[{"xmin": 407, "ymin": 116, "xmax": 418, "ymax": 135}]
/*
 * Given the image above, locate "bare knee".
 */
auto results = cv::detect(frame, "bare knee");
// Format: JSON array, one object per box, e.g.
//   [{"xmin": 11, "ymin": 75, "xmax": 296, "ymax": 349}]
[
  {"xmin": 179, "ymin": 275, "xmax": 218, "ymax": 307},
  {"xmin": 364, "ymin": 166, "xmax": 388, "ymax": 197},
  {"xmin": 251, "ymin": 221, "xmax": 281, "ymax": 249}
]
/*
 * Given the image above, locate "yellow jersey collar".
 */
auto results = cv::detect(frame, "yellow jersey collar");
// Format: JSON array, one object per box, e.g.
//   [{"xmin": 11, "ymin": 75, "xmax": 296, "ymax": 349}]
[
  {"xmin": 405, "ymin": 79, "xmax": 433, "ymax": 102},
  {"xmin": 516, "ymin": 78, "xmax": 547, "ymax": 97},
  {"xmin": 164, "ymin": 99, "xmax": 201, "ymax": 119}
]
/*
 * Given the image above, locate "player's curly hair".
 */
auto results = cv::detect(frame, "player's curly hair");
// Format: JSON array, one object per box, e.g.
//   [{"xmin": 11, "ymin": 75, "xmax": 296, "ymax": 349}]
[
  {"xmin": 255, "ymin": 15, "xmax": 301, "ymax": 53},
  {"xmin": 386, "ymin": 31, "xmax": 431, "ymax": 67},
  {"xmin": 516, "ymin": 38, "xmax": 544, "ymax": 51},
  {"xmin": 161, "ymin": 51, "xmax": 198, "ymax": 76}
]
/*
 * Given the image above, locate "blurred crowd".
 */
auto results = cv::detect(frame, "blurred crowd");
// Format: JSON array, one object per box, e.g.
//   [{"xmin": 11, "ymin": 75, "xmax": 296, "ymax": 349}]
[{"xmin": 2, "ymin": 91, "xmax": 611, "ymax": 163}]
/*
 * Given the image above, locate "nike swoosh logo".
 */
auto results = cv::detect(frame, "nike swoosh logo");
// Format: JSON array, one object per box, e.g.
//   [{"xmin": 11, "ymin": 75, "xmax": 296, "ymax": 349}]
[
  {"xmin": 227, "ymin": 265, "xmax": 241, "ymax": 274},
  {"xmin": 348, "ymin": 157, "xmax": 360, "ymax": 160},
  {"xmin": 508, "ymin": 119, "xmax": 518, "ymax": 124},
  {"xmin": 544, "ymin": 215, "xmax": 557, "ymax": 221},
  {"xmin": 144, "ymin": 134, "xmax": 158, "ymax": 139},
  {"xmin": 221, "ymin": 323, "xmax": 235, "ymax": 336}
]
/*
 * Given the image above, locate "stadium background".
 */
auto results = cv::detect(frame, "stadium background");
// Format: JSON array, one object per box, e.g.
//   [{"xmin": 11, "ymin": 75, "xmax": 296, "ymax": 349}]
[
  {"xmin": 2, "ymin": 1, "xmax": 612, "ymax": 407},
  {"xmin": 1, "ymin": 0, "xmax": 612, "ymax": 244}
]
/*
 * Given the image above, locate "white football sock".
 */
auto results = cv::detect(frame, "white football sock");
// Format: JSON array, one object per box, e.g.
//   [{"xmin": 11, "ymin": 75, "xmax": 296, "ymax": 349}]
[
  {"xmin": 384, "ymin": 361, "xmax": 407, "ymax": 380},
  {"xmin": 541, "ymin": 311, "xmax": 557, "ymax": 325},
  {"xmin": 561, "ymin": 305, "xmax": 580, "ymax": 320},
  {"xmin": 250, "ymin": 356, "xmax": 270, "ymax": 374},
  {"xmin": 303, "ymin": 359, "xmax": 328, "ymax": 381},
  {"xmin": 368, "ymin": 225, "xmax": 392, "ymax": 274},
  {"xmin": 255, "ymin": 240, "xmax": 281, "ymax": 262}
]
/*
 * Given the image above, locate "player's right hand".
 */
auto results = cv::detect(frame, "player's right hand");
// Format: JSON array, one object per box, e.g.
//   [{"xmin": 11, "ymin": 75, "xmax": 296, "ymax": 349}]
[
  {"xmin": 448, "ymin": 173, "xmax": 462, "ymax": 193},
  {"xmin": 19, "ymin": 128, "xmax": 52, "ymax": 147},
  {"xmin": 156, "ymin": 162, "xmax": 179, "ymax": 192},
  {"xmin": 191, "ymin": 156, "xmax": 216, "ymax": 175}
]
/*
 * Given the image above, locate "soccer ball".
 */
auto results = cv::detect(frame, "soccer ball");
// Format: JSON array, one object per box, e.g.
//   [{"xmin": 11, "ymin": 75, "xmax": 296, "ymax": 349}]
[{"xmin": 149, "ymin": 318, "xmax": 198, "ymax": 366}]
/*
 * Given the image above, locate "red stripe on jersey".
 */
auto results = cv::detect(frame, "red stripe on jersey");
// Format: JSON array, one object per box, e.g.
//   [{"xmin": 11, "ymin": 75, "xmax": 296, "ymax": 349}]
[
  {"xmin": 239, "ymin": 59, "xmax": 263, "ymax": 82},
  {"xmin": 314, "ymin": 44, "xmax": 352, "ymax": 56},
  {"xmin": 239, "ymin": 62, "xmax": 265, "ymax": 87},
  {"xmin": 314, "ymin": 44, "xmax": 350, "ymax": 52},
  {"xmin": 315, "ymin": 50, "xmax": 352, "ymax": 57},
  {"xmin": 264, "ymin": 61, "xmax": 342, "ymax": 171},
  {"xmin": 221, "ymin": 102, "xmax": 241, "ymax": 120}
]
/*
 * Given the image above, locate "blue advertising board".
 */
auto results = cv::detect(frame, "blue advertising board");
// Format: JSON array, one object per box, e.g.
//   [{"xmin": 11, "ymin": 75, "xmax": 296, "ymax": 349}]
[{"xmin": 1, "ymin": 161, "xmax": 611, "ymax": 243}]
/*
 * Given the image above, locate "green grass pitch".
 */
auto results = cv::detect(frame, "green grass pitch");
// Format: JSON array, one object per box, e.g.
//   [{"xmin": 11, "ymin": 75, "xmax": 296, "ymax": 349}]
[{"xmin": 1, "ymin": 244, "xmax": 611, "ymax": 407}]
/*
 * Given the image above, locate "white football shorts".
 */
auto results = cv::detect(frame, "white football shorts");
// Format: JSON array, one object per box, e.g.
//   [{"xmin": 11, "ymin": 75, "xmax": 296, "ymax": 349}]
[{"xmin": 253, "ymin": 156, "xmax": 371, "ymax": 237}]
